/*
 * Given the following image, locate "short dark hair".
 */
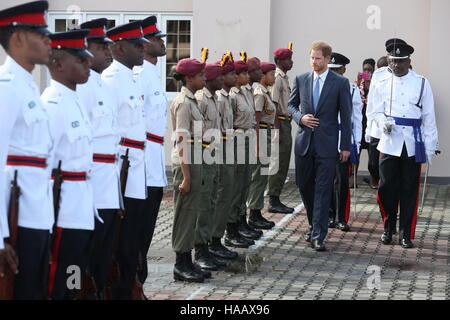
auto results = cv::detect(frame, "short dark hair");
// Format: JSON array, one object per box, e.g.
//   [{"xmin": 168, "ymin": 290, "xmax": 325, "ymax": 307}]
[
  {"xmin": 363, "ymin": 58, "xmax": 375, "ymax": 69},
  {"xmin": 0, "ymin": 26, "xmax": 15, "ymax": 51},
  {"xmin": 377, "ymin": 56, "xmax": 388, "ymax": 68},
  {"xmin": 173, "ymin": 71, "xmax": 187, "ymax": 85}
]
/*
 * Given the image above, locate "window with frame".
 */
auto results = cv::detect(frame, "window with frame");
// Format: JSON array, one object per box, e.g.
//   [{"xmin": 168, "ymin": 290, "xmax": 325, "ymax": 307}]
[{"xmin": 47, "ymin": 12, "xmax": 192, "ymax": 95}]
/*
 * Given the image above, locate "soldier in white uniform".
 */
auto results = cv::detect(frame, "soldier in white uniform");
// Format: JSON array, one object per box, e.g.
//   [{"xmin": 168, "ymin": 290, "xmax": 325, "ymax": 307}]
[
  {"xmin": 372, "ymin": 40, "xmax": 439, "ymax": 248},
  {"xmin": 327, "ymin": 53, "xmax": 363, "ymax": 232},
  {"xmin": 133, "ymin": 15, "xmax": 168, "ymax": 287},
  {"xmin": 43, "ymin": 29, "xmax": 95, "ymax": 300},
  {"xmin": 77, "ymin": 18, "xmax": 119, "ymax": 300},
  {"xmin": 102, "ymin": 21, "xmax": 148, "ymax": 299},
  {"xmin": 0, "ymin": 0, "xmax": 51, "ymax": 299}
]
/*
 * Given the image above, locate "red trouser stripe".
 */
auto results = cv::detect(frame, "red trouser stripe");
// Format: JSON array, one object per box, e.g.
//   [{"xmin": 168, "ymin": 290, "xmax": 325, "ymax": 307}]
[
  {"xmin": 48, "ymin": 227, "xmax": 63, "ymax": 297},
  {"xmin": 410, "ymin": 164, "xmax": 422, "ymax": 240}
]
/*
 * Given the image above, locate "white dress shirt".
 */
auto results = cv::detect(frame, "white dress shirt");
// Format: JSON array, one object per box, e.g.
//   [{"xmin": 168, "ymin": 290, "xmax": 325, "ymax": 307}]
[
  {"xmin": 134, "ymin": 60, "xmax": 168, "ymax": 187},
  {"xmin": 338, "ymin": 83, "xmax": 363, "ymax": 153},
  {"xmin": 102, "ymin": 60, "xmax": 147, "ymax": 199},
  {"xmin": 371, "ymin": 70, "xmax": 438, "ymax": 160},
  {"xmin": 77, "ymin": 69, "xmax": 122, "ymax": 209},
  {"xmin": 313, "ymin": 68, "xmax": 330, "ymax": 97},
  {"xmin": 0, "ymin": 56, "xmax": 54, "ymax": 240},
  {"xmin": 42, "ymin": 79, "xmax": 97, "ymax": 230}
]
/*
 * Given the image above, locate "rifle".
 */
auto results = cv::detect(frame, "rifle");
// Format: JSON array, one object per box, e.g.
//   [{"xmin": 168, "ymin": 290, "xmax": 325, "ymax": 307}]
[
  {"xmin": 103, "ymin": 149, "xmax": 130, "ymax": 299},
  {"xmin": 0, "ymin": 170, "xmax": 21, "ymax": 300},
  {"xmin": 52, "ymin": 160, "xmax": 63, "ymax": 230}
]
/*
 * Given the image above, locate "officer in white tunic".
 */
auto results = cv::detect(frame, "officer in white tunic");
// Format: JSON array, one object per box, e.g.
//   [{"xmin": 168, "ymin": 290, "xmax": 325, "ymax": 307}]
[
  {"xmin": 102, "ymin": 20, "xmax": 149, "ymax": 299},
  {"xmin": 327, "ymin": 53, "xmax": 363, "ymax": 232},
  {"xmin": 133, "ymin": 16, "xmax": 168, "ymax": 286},
  {"xmin": 0, "ymin": 0, "xmax": 51, "ymax": 299},
  {"xmin": 43, "ymin": 29, "xmax": 95, "ymax": 299},
  {"xmin": 77, "ymin": 18, "xmax": 120, "ymax": 299},
  {"xmin": 372, "ymin": 40, "xmax": 439, "ymax": 248}
]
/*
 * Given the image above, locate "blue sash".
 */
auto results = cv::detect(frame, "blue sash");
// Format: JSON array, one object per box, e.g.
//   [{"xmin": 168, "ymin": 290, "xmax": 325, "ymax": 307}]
[{"xmin": 389, "ymin": 116, "xmax": 426, "ymax": 163}]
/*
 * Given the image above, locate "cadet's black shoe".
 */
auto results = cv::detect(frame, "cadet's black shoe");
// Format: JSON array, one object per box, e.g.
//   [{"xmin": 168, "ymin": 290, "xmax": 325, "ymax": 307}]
[
  {"xmin": 195, "ymin": 244, "xmax": 219, "ymax": 271},
  {"xmin": 209, "ymin": 238, "xmax": 238, "ymax": 260},
  {"xmin": 248, "ymin": 210, "xmax": 275, "ymax": 230},
  {"xmin": 268, "ymin": 196, "xmax": 293, "ymax": 214},
  {"xmin": 238, "ymin": 216, "xmax": 262, "ymax": 240},
  {"xmin": 311, "ymin": 240, "xmax": 326, "ymax": 252},
  {"xmin": 328, "ymin": 220, "xmax": 336, "ymax": 228},
  {"xmin": 400, "ymin": 239, "xmax": 414, "ymax": 249},
  {"xmin": 225, "ymin": 223, "xmax": 254, "ymax": 248},
  {"xmin": 210, "ymin": 255, "xmax": 226, "ymax": 267},
  {"xmin": 336, "ymin": 222, "xmax": 350, "ymax": 232},
  {"xmin": 380, "ymin": 232, "xmax": 393, "ymax": 245},
  {"xmin": 173, "ymin": 252, "xmax": 204, "ymax": 283}
]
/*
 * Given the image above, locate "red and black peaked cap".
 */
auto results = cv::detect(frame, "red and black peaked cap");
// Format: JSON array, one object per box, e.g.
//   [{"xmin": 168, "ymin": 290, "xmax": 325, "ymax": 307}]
[
  {"xmin": 50, "ymin": 29, "xmax": 93, "ymax": 58},
  {"xmin": 141, "ymin": 16, "xmax": 166, "ymax": 38},
  {"xmin": 0, "ymin": 0, "xmax": 50, "ymax": 35},
  {"xmin": 106, "ymin": 20, "xmax": 149, "ymax": 44},
  {"xmin": 80, "ymin": 18, "xmax": 113, "ymax": 43}
]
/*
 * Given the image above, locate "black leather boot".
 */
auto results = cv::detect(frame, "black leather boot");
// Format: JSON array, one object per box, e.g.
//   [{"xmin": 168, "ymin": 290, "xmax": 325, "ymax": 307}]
[
  {"xmin": 224, "ymin": 223, "xmax": 254, "ymax": 248},
  {"xmin": 209, "ymin": 237, "xmax": 238, "ymax": 260},
  {"xmin": 195, "ymin": 244, "xmax": 219, "ymax": 271},
  {"xmin": 173, "ymin": 252, "xmax": 204, "ymax": 283},
  {"xmin": 238, "ymin": 215, "xmax": 262, "ymax": 240},
  {"xmin": 268, "ymin": 196, "xmax": 293, "ymax": 214},
  {"xmin": 248, "ymin": 210, "xmax": 275, "ymax": 230}
]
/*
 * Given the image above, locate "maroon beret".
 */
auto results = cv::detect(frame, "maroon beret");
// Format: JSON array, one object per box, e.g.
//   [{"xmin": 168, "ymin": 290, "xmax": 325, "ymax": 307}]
[
  {"xmin": 247, "ymin": 57, "xmax": 261, "ymax": 72},
  {"xmin": 204, "ymin": 63, "xmax": 223, "ymax": 81},
  {"xmin": 234, "ymin": 61, "xmax": 248, "ymax": 74},
  {"xmin": 216, "ymin": 60, "xmax": 235, "ymax": 74},
  {"xmin": 261, "ymin": 62, "xmax": 276, "ymax": 73},
  {"xmin": 273, "ymin": 48, "xmax": 293, "ymax": 60},
  {"xmin": 176, "ymin": 58, "xmax": 205, "ymax": 76}
]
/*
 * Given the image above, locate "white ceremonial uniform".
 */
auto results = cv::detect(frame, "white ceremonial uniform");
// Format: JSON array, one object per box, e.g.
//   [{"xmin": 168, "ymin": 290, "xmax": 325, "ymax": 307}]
[
  {"xmin": 42, "ymin": 80, "xmax": 97, "ymax": 230},
  {"xmin": 77, "ymin": 69, "xmax": 121, "ymax": 209},
  {"xmin": 102, "ymin": 60, "xmax": 147, "ymax": 199},
  {"xmin": 366, "ymin": 67, "xmax": 418, "ymax": 142},
  {"xmin": 133, "ymin": 60, "xmax": 168, "ymax": 187},
  {"xmin": 338, "ymin": 83, "xmax": 363, "ymax": 153},
  {"xmin": 371, "ymin": 70, "xmax": 438, "ymax": 161},
  {"xmin": 0, "ymin": 56, "xmax": 54, "ymax": 236}
]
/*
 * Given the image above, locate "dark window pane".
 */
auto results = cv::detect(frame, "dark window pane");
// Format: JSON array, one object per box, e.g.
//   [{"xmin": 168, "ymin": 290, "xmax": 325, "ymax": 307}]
[
  {"xmin": 179, "ymin": 20, "xmax": 191, "ymax": 33},
  {"xmin": 178, "ymin": 34, "xmax": 190, "ymax": 46},
  {"xmin": 167, "ymin": 20, "xmax": 178, "ymax": 34},
  {"xmin": 165, "ymin": 49, "xmax": 178, "ymax": 62},
  {"xmin": 179, "ymin": 48, "xmax": 190, "ymax": 60},
  {"xmin": 106, "ymin": 20, "xmax": 116, "ymax": 29},
  {"xmin": 55, "ymin": 19, "xmax": 66, "ymax": 32}
]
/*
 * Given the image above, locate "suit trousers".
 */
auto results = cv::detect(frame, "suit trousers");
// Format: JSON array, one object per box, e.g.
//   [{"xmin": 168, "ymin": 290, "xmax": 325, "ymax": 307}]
[
  {"xmin": 377, "ymin": 144, "xmax": 421, "ymax": 240},
  {"xmin": 330, "ymin": 161, "xmax": 351, "ymax": 224},
  {"xmin": 295, "ymin": 135, "xmax": 337, "ymax": 242},
  {"xmin": 137, "ymin": 186, "xmax": 164, "ymax": 284},
  {"xmin": 14, "ymin": 227, "xmax": 50, "ymax": 300}
]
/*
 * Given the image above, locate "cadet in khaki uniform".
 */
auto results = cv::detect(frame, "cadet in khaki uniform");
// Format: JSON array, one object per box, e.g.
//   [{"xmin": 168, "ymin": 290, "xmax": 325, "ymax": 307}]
[
  {"xmin": 170, "ymin": 58, "xmax": 209, "ymax": 282},
  {"xmin": 247, "ymin": 62, "xmax": 278, "ymax": 230},
  {"xmin": 194, "ymin": 54, "xmax": 225, "ymax": 271},
  {"xmin": 225, "ymin": 57, "xmax": 258, "ymax": 248},
  {"xmin": 209, "ymin": 53, "xmax": 239, "ymax": 260},
  {"xmin": 268, "ymin": 46, "xmax": 295, "ymax": 214}
]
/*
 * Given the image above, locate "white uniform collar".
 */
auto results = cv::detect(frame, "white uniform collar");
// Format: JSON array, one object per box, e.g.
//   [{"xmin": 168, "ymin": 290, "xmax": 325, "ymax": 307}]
[
  {"xmin": 89, "ymin": 68, "xmax": 102, "ymax": 85},
  {"xmin": 3, "ymin": 55, "xmax": 34, "ymax": 83},
  {"xmin": 111, "ymin": 59, "xmax": 134, "ymax": 77},
  {"xmin": 50, "ymin": 79, "xmax": 78, "ymax": 99}
]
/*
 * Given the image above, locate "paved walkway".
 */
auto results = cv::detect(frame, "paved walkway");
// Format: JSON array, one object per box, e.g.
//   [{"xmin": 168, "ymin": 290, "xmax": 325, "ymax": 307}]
[{"xmin": 143, "ymin": 178, "xmax": 450, "ymax": 300}]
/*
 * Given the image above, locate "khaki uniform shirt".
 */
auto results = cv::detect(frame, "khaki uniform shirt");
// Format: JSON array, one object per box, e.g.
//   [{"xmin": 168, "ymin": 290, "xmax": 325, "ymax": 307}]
[
  {"xmin": 230, "ymin": 86, "xmax": 255, "ymax": 130},
  {"xmin": 271, "ymin": 68, "xmax": 291, "ymax": 116},
  {"xmin": 254, "ymin": 82, "xmax": 277, "ymax": 125},
  {"xmin": 170, "ymin": 86, "xmax": 204, "ymax": 163},
  {"xmin": 216, "ymin": 88, "xmax": 234, "ymax": 135}
]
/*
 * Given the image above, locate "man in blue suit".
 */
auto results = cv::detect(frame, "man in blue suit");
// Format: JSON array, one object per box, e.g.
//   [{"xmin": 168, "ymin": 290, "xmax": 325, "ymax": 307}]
[{"xmin": 288, "ymin": 41, "xmax": 352, "ymax": 251}]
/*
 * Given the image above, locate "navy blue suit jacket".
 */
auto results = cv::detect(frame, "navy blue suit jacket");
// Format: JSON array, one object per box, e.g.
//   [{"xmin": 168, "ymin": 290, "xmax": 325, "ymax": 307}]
[{"xmin": 288, "ymin": 70, "xmax": 352, "ymax": 158}]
